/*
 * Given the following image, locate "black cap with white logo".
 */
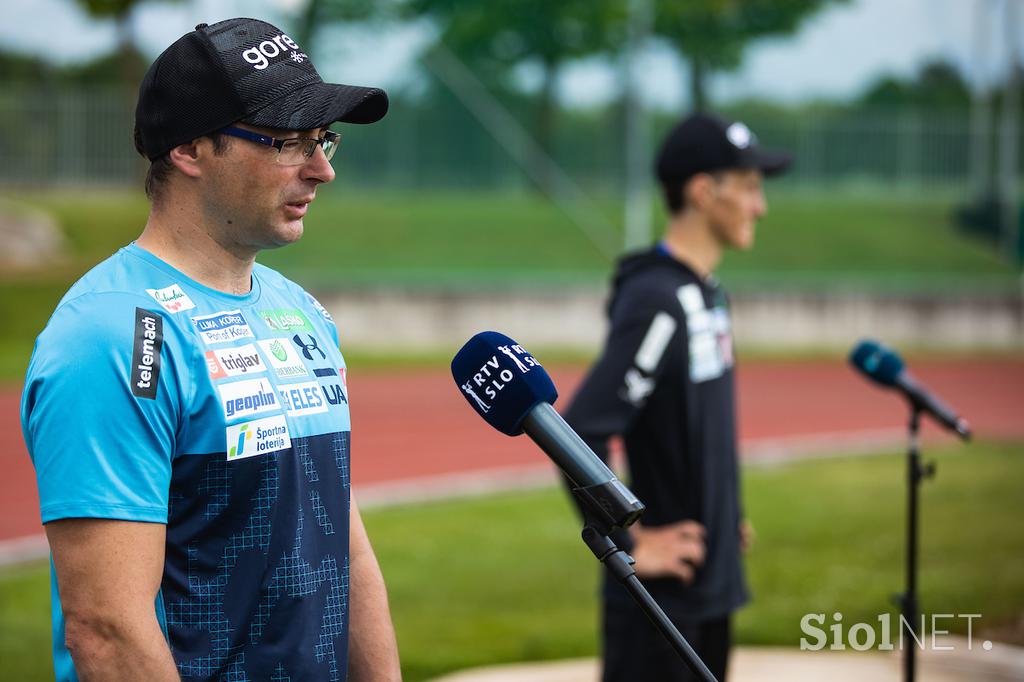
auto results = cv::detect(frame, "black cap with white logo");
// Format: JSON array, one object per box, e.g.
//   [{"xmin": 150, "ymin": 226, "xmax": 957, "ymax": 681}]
[
  {"xmin": 134, "ymin": 18, "xmax": 389, "ymax": 160},
  {"xmin": 655, "ymin": 112, "xmax": 792, "ymax": 184}
]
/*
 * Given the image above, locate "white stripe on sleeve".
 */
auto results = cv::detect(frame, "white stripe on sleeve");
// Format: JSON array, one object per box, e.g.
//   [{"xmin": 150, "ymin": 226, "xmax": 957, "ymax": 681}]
[{"xmin": 634, "ymin": 311, "xmax": 677, "ymax": 373}]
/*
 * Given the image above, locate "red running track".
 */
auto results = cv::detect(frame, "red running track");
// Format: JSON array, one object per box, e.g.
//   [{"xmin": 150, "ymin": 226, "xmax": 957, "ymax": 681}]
[{"xmin": 2, "ymin": 358, "xmax": 1022, "ymax": 542}]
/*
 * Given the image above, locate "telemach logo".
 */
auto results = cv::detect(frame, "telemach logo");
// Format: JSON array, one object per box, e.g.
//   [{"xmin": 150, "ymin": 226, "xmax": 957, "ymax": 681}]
[{"xmin": 131, "ymin": 308, "xmax": 163, "ymax": 399}]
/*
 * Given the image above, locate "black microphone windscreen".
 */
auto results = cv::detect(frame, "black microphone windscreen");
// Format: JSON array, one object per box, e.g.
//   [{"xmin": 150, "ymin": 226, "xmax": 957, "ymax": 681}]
[{"xmin": 451, "ymin": 331, "xmax": 558, "ymax": 436}]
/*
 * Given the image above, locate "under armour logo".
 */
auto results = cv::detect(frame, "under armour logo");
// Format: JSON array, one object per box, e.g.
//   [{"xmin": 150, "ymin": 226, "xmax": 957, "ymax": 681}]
[{"xmin": 292, "ymin": 333, "xmax": 326, "ymax": 361}]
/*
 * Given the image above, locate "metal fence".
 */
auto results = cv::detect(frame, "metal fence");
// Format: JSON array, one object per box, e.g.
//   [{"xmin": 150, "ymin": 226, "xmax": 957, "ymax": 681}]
[{"xmin": 0, "ymin": 86, "xmax": 1003, "ymax": 195}]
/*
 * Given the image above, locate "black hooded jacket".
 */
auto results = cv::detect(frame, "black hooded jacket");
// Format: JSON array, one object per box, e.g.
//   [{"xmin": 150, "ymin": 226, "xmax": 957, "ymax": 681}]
[{"xmin": 564, "ymin": 244, "xmax": 748, "ymax": 621}]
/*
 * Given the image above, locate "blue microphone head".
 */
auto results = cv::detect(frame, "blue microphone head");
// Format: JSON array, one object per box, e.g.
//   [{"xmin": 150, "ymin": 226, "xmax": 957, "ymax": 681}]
[
  {"xmin": 451, "ymin": 331, "xmax": 558, "ymax": 436},
  {"xmin": 849, "ymin": 339, "xmax": 904, "ymax": 387}
]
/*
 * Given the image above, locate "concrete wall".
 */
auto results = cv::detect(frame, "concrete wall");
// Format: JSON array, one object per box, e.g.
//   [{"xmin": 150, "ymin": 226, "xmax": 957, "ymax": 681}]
[{"xmin": 320, "ymin": 288, "xmax": 1024, "ymax": 352}]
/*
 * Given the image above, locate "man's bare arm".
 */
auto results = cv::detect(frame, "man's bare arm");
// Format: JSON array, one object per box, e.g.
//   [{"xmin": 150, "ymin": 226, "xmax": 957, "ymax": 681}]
[
  {"xmin": 46, "ymin": 518, "xmax": 179, "ymax": 681},
  {"xmin": 347, "ymin": 498, "xmax": 401, "ymax": 681}
]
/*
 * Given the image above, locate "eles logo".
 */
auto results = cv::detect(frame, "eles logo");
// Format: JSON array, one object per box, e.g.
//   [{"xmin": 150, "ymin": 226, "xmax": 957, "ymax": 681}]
[
  {"xmin": 277, "ymin": 380, "xmax": 329, "ymax": 417},
  {"xmin": 241, "ymin": 33, "xmax": 306, "ymax": 71}
]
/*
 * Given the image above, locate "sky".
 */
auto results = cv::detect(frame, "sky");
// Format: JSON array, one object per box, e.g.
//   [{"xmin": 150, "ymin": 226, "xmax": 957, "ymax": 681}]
[{"xmin": 1, "ymin": 0, "xmax": 1022, "ymax": 110}]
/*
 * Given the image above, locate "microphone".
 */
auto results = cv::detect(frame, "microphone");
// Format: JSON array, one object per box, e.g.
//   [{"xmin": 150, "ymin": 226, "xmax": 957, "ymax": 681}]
[
  {"xmin": 849, "ymin": 339, "xmax": 971, "ymax": 440},
  {"xmin": 451, "ymin": 331, "xmax": 645, "ymax": 530}
]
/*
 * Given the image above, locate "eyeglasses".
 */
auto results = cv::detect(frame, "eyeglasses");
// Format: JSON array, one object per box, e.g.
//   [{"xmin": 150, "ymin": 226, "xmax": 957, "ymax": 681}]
[{"xmin": 219, "ymin": 126, "xmax": 341, "ymax": 165}]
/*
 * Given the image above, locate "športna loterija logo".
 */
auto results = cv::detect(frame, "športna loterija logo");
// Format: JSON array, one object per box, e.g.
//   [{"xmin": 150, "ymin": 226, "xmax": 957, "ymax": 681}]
[{"xmin": 460, "ymin": 344, "xmax": 542, "ymax": 412}]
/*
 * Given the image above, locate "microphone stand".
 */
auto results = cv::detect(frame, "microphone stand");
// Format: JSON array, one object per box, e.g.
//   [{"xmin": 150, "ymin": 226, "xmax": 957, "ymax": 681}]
[
  {"xmin": 898, "ymin": 406, "xmax": 935, "ymax": 682},
  {"xmin": 573, "ymin": 485, "xmax": 718, "ymax": 682}
]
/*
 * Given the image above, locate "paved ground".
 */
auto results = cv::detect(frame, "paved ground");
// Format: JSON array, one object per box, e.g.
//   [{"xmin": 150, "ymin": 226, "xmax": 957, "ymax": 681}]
[
  {"xmin": 3, "ymin": 357, "xmax": 1023, "ymax": 546},
  {"xmin": 4, "ymin": 357, "xmax": 1023, "ymax": 679},
  {"xmin": 430, "ymin": 638, "xmax": 1024, "ymax": 681}
]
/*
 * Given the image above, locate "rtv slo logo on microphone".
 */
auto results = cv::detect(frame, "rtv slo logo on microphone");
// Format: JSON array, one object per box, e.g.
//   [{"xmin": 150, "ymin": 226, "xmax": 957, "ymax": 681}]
[{"xmin": 460, "ymin": 344, "xmax": 540, "ymax": 413}]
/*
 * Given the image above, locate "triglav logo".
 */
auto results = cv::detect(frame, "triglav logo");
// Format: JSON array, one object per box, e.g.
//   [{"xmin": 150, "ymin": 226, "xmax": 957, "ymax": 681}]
[
  {"xmin": 146, "ymin": 283, "xmax": 195, "ymax": 314},
  {"xmin": 205, "ymin": 343, "xmax": 265, "ymax": 379},
  {"xmin": 241, "ymin": 33, "xmax": 307, "ymax": 71},
  {"xmin": 461, "ymin": 344, "xmax": 541, "ymax": 411}
]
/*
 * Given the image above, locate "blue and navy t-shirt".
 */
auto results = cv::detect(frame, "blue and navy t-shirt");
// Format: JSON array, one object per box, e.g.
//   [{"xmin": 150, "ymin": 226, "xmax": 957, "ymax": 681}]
[{"xmin": 21, "ymin": 243, "xmax": 354, "ymax": 681}]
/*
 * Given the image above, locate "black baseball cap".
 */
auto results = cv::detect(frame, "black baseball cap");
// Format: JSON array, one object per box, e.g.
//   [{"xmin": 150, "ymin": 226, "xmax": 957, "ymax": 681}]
[
  {"xmin": 134, "ymin": 18, "xmax": 389, "ymax": 160},
  {"xmin": 655, "ymin": 112, "xmax": 792, "ymax": 184}
]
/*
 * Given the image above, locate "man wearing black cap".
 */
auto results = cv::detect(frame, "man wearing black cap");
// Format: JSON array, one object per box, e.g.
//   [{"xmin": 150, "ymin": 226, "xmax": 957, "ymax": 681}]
[
  {"xmin": 21, "ymin": 18, "xmax": 400, "ymax": 681},
  {"xmin": 565, "ymin": 112, "xmax": 791, "ymax": 681}
]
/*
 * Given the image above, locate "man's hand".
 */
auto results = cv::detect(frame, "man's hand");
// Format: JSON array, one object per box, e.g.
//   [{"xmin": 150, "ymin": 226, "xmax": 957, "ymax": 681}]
[
  {"xmin": 739, "ymin": 518, "xmax": 755, "ymax": 552},
  {"xmin": 629, "ymin": 520, "xmax": 706, "ymax": 584}
]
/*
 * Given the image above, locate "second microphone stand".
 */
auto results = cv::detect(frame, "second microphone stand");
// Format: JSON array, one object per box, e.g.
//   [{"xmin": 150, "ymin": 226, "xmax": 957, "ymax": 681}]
[{"xmin": 897, "ymin": 407, "xmax": 935, "ymax": 682}]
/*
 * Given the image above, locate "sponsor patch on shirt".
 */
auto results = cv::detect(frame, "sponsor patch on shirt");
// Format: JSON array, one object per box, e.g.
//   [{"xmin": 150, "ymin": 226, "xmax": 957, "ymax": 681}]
[
  {"xmin": 205, "ymin": 343, "xmax": 266, "ymax": 379},
  {"xmin": 314, "ymin": 367, "xmax": 348, "ymax": 405},
  {"xmin": 226, "ymin": 414, "xmax": 291, "ymax": 461},
  {"xmin": 146, "ymin": 283, "xmax": 196, "ymax": 314},
  {"xmin": 306, "ymin": 292, "xmax": 333, "ymax": 321},
  {"xmin": 217, "ymin": 377, "xmax": 280, "ymax": 421},
  {"xmin": 277, "ymin": 380, "xmax": 329, "ymax": 417},
  {"xmin": 130, "ymin": 308, "xmax": 163, "ymax": 399},
  {"xmin": 191, "ymin": 310, "xmax": 255, "ymax": 345},
  {"xmin": 258, "ymin": 308, "xmax": 313, "ymax": 332},
  {"xmin": 257, "ymin": 338, "xmax": 309, "ymax": 380}
]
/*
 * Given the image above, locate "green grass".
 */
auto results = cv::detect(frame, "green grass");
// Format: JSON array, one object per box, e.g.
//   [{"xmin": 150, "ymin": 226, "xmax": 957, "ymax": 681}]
[
  {"xmin": 2, "ymin": 187, "xmax": 1016, "ymax": 286},
  {"xmin": 3, "ymin": 441, "xmax": 1020, "ymax": 681},
  {"xmin": 0, "ymin": 187, "xmax": 1017, "ymax": 382}
]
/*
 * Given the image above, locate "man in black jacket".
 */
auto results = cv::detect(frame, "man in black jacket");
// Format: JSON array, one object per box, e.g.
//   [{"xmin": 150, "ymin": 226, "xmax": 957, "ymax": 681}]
[{"xmin": 565, "ymin": 112, "xmax": 792, "ymax": 681}]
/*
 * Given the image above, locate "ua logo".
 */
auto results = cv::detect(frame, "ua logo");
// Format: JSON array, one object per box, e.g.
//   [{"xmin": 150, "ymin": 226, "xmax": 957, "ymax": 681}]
[{"xmin": 293, "ymin": 333, "xmax": 326, "ymax": 361}]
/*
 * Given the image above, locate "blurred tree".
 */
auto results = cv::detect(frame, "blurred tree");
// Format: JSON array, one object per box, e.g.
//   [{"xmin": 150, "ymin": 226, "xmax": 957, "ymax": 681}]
[
  {"xmin": 860, "ymin": 60, "xmax": 971, "ymax": 111},
  {"xmin": 654, "ymin": 0, "xmax": 846, "ymax": 111},
  {"xmin": 403, "ymin": 0, "xmax": 627, "ymax": 192},
  {"xmin": 74, "ymin": 0, "xmax": 182, "ymax": 90},
  {"xmin": 293, "ymin": 0, "xmax": 384, "ymax": 54}
]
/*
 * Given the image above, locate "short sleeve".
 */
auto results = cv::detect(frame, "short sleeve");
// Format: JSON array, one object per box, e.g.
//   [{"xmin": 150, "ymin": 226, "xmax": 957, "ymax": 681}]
[{"xmin": 21, "ymin": 293, "xmax": 184, "ymax": 524}]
